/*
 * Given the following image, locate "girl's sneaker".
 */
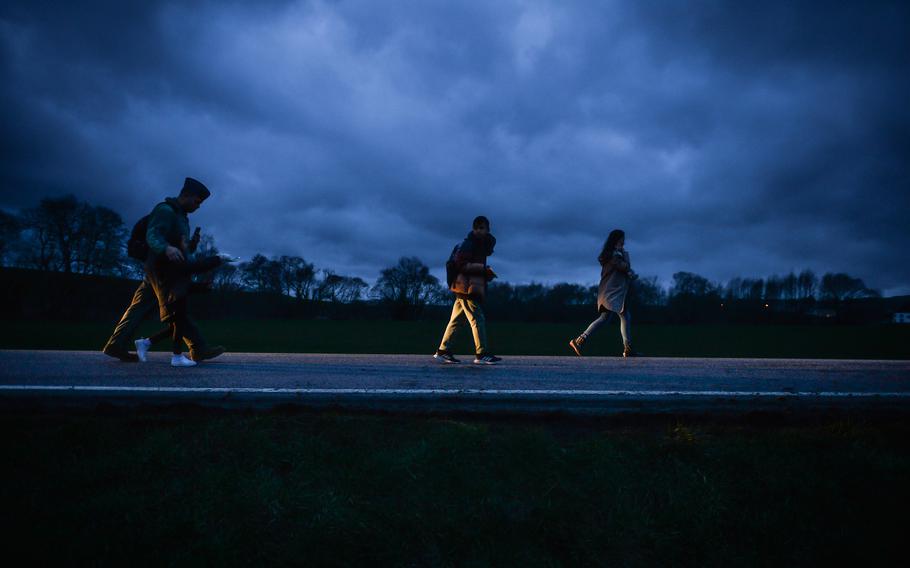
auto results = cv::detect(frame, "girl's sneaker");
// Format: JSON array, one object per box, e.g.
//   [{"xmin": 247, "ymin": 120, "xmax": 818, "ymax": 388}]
[
  {"xmin": 134, "ymin": 338, "xmax": 152, "ymax": 362},
  {"xmin": 171, "ymin": 354, "xmax": 197, "ymax": 367},
  {"xmin": 473, "ymin": 353, "xmax": 502, "ymax": 365}
]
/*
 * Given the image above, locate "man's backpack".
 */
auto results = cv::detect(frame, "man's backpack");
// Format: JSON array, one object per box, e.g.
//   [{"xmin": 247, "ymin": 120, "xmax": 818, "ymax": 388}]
[
  {"xmin": 127, "ymin": 201, "xmax": 178, "ymax": 261},
  {"xmin": 444, "ymin": 244, "xmax": 460, "ymax": 288},
  {"xmin": 127, "ymin": 215, "xmax": 152, "ymax": 261}
]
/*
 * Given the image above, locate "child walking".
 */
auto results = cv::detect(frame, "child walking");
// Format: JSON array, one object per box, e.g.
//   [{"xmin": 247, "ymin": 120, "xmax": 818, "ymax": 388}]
[{"xmin": 434, "ymin": 216, "xmax": 502, "ymax": 365}]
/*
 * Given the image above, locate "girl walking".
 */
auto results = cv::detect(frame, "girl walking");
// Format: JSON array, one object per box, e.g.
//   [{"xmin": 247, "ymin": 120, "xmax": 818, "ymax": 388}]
[{"xmin": 569, "ymin": 229, "xmax": 641, "ymax": 357}]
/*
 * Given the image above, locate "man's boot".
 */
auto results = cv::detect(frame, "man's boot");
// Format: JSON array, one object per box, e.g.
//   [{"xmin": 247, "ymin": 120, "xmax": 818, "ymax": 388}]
[
  {"xmin": 102, "ymin": 344, "xmax": 139, "ymax": 362},
  {"xmin": 190, "ymin": 345, "xmax": 226, "ymax": 362}
]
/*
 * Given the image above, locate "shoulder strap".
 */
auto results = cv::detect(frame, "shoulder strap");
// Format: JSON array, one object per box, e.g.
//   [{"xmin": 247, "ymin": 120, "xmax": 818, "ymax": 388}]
[{"xmin": 154, "ymin": 200, "xmax": 181, "ymax": 214}]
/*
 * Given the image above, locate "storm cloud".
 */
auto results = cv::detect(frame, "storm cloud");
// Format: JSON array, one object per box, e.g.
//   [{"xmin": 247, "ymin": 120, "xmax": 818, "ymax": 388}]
[{"xmin": 2, "ymin": 0, "xmax": 908, "ymax": 292}]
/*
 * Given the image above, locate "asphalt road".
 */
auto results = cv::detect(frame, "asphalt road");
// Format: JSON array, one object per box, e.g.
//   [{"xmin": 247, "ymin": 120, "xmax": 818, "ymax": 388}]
[{"xmin": 2, "ymin": 350, "xmax": 909, "ymax": 414}]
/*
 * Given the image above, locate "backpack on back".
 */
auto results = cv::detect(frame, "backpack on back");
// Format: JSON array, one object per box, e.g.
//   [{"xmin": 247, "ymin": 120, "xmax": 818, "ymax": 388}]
[
  {"xmin": 444, "ymin": 243, "xmax": 460, "ymax": 288},
  {"xmin": 127, "ymin": 201, "xmax": 178, "ymax": 261},
  {"xmin": 127, "ymin": 215, "xmax": 152, "ymax": 261}
]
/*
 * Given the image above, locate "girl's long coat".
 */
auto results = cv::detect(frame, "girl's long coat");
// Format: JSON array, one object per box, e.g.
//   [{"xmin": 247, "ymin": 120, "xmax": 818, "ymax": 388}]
[{"xmin": 597, "ymin": 250, "xmax": 631, "ymax": 314}]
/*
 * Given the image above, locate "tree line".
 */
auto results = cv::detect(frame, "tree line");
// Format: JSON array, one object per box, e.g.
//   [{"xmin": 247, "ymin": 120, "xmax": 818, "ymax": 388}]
[
  {"xmin": 0, "ymin": 195, "xmax": 445, "ymax": 317},
  {"xmin": 0, "ymin": 195, "xmax": 886, "ymax": 321}
]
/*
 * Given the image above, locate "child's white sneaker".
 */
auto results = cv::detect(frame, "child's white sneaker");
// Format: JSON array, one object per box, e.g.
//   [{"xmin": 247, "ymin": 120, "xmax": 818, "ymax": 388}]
[
  {"xmin": 170, "ymin": 354, "xmax": 197, "ymax": 367},
  {"xmin": 135, "ymin": 338, "xmax": 152, "ymax": 362}
]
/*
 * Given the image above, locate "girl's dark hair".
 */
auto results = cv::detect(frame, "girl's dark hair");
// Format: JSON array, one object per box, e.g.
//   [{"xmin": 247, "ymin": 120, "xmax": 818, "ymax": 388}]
[
  {"xmin": 598, "ymin": 229, "xmax": 625, "ymax": 264},
  {"xmin": 473, "ymin": 215, "xmax": 490, "ymax": 230}
]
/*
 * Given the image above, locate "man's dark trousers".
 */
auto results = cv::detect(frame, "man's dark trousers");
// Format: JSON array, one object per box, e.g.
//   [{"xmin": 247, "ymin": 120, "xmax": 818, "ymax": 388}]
[{"xmin": 103, "ymin": 279, "xmax": 197, "ymax": 352}]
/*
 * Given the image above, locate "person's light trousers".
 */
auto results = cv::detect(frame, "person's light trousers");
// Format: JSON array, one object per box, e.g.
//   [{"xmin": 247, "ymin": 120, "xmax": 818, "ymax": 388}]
[{"xmin": 439, "ymin": 296, "xmax": 487, "ymax": 355}]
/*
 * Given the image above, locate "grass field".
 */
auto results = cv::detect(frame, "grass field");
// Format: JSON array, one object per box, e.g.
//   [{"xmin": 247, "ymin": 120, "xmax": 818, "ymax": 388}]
[
  {"xmin": 2, "ymin": 410, "xmax": 906, "ymax": 565},
  {"xmin": 1, "ymin": 319, "xmax": 908, "ymax": 358}
]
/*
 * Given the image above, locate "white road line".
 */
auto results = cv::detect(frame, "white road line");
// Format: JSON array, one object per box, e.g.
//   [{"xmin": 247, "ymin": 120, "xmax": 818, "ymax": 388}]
[{"xmin": 1, "ymin": 385, "xmax": 909, "ymax": 397}]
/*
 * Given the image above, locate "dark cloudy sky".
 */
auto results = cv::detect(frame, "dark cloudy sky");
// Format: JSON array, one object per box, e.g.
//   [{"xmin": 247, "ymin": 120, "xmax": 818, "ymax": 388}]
[{"xmin": 2, "ymin": 0, "xmax": 908, "ymax": 293}]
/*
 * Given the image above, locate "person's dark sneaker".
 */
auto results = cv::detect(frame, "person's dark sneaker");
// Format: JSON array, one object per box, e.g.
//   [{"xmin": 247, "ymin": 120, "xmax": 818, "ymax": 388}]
[
  {"xmin": 190, "ymin": 345, "xmax": 226, "ymax": 362},
  {"xmin": 102, "ymin": 345, "xmax": 139, "ymax": 362},
  {"xmin": 622, "ymin": 345, "xmax": 643, "ymax": 358},
  {"xmin": 434, "ymin": 350, "xmax": 461, "ymax": 364},
  {"xmin": 473, "ymin": 353, "xmax": 502, "ymax": 365},
  {"xmin": 569, "ymin": 335, "xmax": 586, "ymax": 357}
]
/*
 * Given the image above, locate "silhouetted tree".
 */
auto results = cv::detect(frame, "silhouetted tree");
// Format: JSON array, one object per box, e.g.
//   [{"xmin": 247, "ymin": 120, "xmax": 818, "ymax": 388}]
[
  {"xmin": 319, "ymin": 270, "xmax": 369, "ymax": 303},
  {"xmin": 193, "ymin": 233, "xmax": 241, "ymax": 290},
  {"xmin": 315, "ymin": 269, "xmax": 339, "ymax": 301},
  {"xmin": 670, "ymin": 272, "xmax": 719, "ymax": 297},
  {"xmin": 279, "ymin": 256, "xmax": 316, "ymax": 299},
  {"xmin": 819, "ymin": 273, "xmax": 879, "ymax": 302},
  {"xmin": 764, "ymin": 275, "xmax": 783, "ymax": 300},
  {"xmin": 547, "ymin": 283, "xmax": 590, "ymax": 306},
  {"xmin": 276, "ymin": 256, "xmax": 315, "ymax": 298},
  {"xmin": 37, "ymin": 195, "xmax": 81, "ymax": 273},
  {"xmin": 338, "ymin": 276, "xmax": 369, "ymax": 303},
  {"xmin": 241, "ymin": 254, "xmax": 282, "ymax": 293},
  {"xmin": 781, "ymin": 272, "xmax": 798, "ymax": 300},
  {"xmin": 373, "ymin": 256, "xmax": 439, "ymax": 319},
  {"xmin": 212, "ymin": 264, "xmax": 241, "ymax": 291},
  {"xmin": 746, "ymin": 278, "xmax": 765, "ymax": 300},
  {"xmin": 633, "ymin": 276, "xmax": 666, "ymax": 306},
  {"xmin": 0, "ymin": 210, "xmax": 22, "ymax": 266},
  {"xmin": 514, "ymin": 283, "xmax": 548, "ymax": 304},
  {"xmin": 669, "ymin": 272, "xmax": 722, "ymax": 322},
  {"xmin": 15, "ymin": 195, "xmax": 126, "ymax": 275},
  {"xmin": 724, "ymin": 277, "xmax": 743, "ymax": 300},
  {"xmin": 797, "ymin": 269, "xmax": 817, "ymax": 300},
  {"xmin": 73, "ymin": 205, "xmax": 127, "ymax": 275},
  {"xmin": 19, "ymin": 202, "xmax": 61, "ymax": 271}
]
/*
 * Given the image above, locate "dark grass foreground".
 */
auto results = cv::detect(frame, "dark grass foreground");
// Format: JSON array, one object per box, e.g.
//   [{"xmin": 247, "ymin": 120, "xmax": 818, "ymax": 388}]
[
  {"xmin": 2, "ymin": 411, "xmax": 908, "ymax": 566},
  {"xmin": 2, "ymin": 319, "xmax": 909, "ymax": 358}
]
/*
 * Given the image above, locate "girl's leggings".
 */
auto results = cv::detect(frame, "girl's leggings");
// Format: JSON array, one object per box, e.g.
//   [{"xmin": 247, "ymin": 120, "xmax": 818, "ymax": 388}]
[{"xmin": 581, "ymin": 310, "xmax": 631, "ymax": 347}]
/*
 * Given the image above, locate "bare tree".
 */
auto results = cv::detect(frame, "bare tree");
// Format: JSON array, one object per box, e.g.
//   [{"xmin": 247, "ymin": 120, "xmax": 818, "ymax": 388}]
[
  {"xmin": 209, "ymin": 263, "xmax": 236, "ymax": 290},
  {"xmin": 514, "ymin": 283, "xmax": 548, "ymax": 304},
  {"xmin": 38, "ymin": 195, "xmax": 81, "ymax": 273},
  {"xmin": 741, "ymin": 278, "xmax": 764, "ymax": 300},
  {"xmin": 73, "ymin": 205, "xmax": 126, "ymax": 275},
  {"xmin": 633, "ymin": 276, "xmax": 666, "ymax": 306},
  {"xmin": 0, "ymin": 210, "xmax": 22, "ymax": 266},
  {"xmin": 764, "ymin": 275, "xmax": 783, "ymax": 300},
  {"xmin": 19, "ymin": 206, "xmax": 58, "ymax": 271},
  {"xmin": 547, "ymin": 283, "xmax": 590, "ymax": 306},
  {"xmin": 196, "ymin": 233, "xmax": 219, "ymax": 258},
  {"xmin": 797, "ymin": 269, "xmax": 817, "ymax": 300},
  {"xmin": 819, "ymin": 273, "xmax": 879, "ymax": 302},
  {"xmin": 16, "ymin": 195, "xmax": 126, "ymax": 275},
  {"xmin": 724, "ymin": 277, "xmax": 743, "ymax": 300},
  {"xmin": 277, "ymin": 256, "xmax": 316, "ymax": 299},
  {"xmin": 670, "ymin": 272, "xmax": 719, "ymax": 297},
  {"xmin": 373, "ymin": 256, "xmax": 439, "ymax": 318},
  {"xmin": 316, "ymin": 269, "xmax": 342, "ymax": 302},
  {"xmin": 338, "ymin": 276, "xmax": 368, "ymax": 303},
  {"xmin": 241, "ymin": 254, "xmax": 282, "ymax": 293},
  {"xmin": 781, "ymin": 272, "xmax": 798, "ymax": 300}
]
